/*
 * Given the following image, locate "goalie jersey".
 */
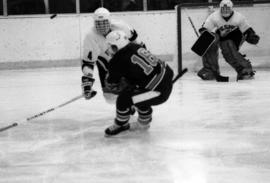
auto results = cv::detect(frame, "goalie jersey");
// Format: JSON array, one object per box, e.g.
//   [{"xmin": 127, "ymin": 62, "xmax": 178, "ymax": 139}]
[
  {"xmin": 107, "ymin": 43, "xmax": 172, "ymax": 91},
  {"xmin": 203, "ymin": 10, "xmax": 250, "ymax": 35}
]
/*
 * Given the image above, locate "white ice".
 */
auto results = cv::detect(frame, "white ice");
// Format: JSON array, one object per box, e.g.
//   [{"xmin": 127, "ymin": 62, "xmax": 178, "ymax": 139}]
[{"xmin": 0, "ymin": 66, "xmax": 270, "ymax": 183}]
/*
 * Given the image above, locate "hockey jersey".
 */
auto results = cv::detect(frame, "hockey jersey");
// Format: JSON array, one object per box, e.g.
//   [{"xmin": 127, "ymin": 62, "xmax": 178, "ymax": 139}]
[
  {"xmin": 203, "ymin": 10, "xmax": 250, "ymax": 34},
  {"xmin": 107, "ymin": 43, "xmax": 167, "ymax": 91}
]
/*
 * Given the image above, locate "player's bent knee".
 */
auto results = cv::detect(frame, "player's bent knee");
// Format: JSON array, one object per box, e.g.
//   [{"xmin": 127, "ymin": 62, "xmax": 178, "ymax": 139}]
[
  {"xmin": 103, "ymin": 92, "xmax": 117, "ymax": 104},
  {"xmin": 116, "ymin": 92, "xmax": 133, "ymax": 110}
]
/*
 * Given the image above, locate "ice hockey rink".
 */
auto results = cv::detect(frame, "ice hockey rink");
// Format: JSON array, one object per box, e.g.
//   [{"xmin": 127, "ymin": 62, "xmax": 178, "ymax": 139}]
[{"xmin": 1, "ymin": 63, "xmax": 270, "ymax": 183}]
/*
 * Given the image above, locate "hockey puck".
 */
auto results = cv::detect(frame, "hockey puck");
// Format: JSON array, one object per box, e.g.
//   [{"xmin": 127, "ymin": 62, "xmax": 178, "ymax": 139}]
[{"xmin": 50, "ymin": 14, "xmax": 57, "ymax": 19}]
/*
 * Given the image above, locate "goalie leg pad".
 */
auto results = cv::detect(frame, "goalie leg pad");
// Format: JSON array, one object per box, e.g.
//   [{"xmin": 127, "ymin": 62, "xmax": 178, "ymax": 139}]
[
  {"xmin": 197, "ymin": 40, "xmax": 220, "ymax": 80},
  {"xmin": 220, "ymin": 40, "xmax": 254, "ymax": 74}
]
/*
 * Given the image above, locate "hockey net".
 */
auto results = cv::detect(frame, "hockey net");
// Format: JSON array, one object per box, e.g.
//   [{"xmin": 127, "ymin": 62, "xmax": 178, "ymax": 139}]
[{"xmin": 175, "ymin": 1, "xmax": 270, "ymax": 73}]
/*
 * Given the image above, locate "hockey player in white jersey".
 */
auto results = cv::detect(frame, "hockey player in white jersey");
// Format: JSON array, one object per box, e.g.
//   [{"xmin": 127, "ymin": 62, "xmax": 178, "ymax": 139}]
[
  {"xmin": 81, "ymin": 7, "xmax": 143, "ymax": 102},
  {"xmin": 197, "ymin": 0, "xmax": 260, "ymax": 81}
]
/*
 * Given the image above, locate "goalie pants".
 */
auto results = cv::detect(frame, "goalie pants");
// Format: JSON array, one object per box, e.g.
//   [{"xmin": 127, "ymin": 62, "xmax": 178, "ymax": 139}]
[
  {"xmin": 114, "ymin": 66, "xmax": 174, "ymax": 125},
  {"xmin": 198, "ymin": 39, "xmax": 254, "ymax": 80}
]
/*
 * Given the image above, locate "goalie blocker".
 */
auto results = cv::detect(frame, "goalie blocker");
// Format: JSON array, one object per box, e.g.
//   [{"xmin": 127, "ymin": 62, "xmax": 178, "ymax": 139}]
[{"xmin": 191, "ymin": 30, "xmax": 216, "ymax": 56}]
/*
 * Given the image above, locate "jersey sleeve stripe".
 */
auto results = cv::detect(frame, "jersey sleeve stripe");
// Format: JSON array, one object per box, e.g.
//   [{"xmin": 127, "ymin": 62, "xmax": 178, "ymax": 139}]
[
  {"xmin": 132, "ymin": 91, "xmax": 161, "ymax": 104},
  {"xmin": 145, "ymin": 62, "xmax": 166, "ymax": 90}
]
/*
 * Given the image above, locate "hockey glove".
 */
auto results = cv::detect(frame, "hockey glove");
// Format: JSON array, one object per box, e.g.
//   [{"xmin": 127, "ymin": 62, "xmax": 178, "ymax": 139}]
[
  {"xmin": 244, "ymin": 27, "xmax": 260, "ymax": 45},
  {"xmin": 81, "ymin": 76, "xmax": 95, "ymax": 99},
  {"xmin": 104, "ymin": 77, "xmax": 131, "ymax": 95},
  {"xmin": 198, "ymin": 27, "xmax": 207, "ymax": 34}
]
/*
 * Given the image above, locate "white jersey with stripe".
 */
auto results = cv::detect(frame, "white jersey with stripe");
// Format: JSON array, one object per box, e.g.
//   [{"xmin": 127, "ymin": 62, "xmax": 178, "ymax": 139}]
[
  {"xmin": 203, "ymin": 10, "xmax": 250, "ymax": 34},
  {"xmin": 81, "ymin": 20, "xmax": 136, "ymax": 76}
]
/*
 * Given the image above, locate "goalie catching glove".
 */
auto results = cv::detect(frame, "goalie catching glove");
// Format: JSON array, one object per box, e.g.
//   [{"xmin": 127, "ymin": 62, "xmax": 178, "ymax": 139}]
[
  {"xmin": 81, "ymin": 76, "xmax": 95, "ymax": 99},
  {"xmin": 244, "ymin": 27, "xmax": 260, "ymax": 45}
]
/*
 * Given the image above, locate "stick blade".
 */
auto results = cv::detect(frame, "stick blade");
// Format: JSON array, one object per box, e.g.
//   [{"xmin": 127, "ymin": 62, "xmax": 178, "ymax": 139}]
[{"xmin": 172, "ymin": 68, "xmax": 188, "ymax": 83}]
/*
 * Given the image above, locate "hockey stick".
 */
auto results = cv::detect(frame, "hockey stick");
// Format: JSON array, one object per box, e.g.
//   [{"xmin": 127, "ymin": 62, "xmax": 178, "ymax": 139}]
[
  {"xmin": 172, "ymin": 68, "xmax": 188, "ymax": 84},
  {"xmin": 0, "ymin": 91, "xmax": 97, "ymax": 133}
]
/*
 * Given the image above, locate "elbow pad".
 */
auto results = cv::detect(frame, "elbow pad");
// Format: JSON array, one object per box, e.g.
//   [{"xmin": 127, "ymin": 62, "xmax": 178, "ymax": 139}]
[{"xmin": 244, "ymin": 27, "xmax": 260, "ymax": 45}]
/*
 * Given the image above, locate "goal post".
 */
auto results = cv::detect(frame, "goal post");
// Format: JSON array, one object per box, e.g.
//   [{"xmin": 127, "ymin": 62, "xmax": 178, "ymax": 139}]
[
  {"xmin": 176, "ymin": 2, "xmax": 218, "ymax": 74},
  {"xmin": 175, "ymin": 0, "xmax": 270, "ymax": 74}
]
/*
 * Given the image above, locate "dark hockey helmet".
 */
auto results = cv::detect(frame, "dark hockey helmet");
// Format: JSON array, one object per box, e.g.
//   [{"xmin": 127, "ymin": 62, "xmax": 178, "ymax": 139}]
[
  {"xmin": 220, "ymin": 0, "xmax": 233, "ymax": 18},
  {"xmin": 94, "ymin": 7, "xmax": 111, "ymax": 36}
]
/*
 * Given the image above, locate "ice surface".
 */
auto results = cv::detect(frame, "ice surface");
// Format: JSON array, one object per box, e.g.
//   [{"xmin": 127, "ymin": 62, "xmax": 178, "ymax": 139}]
[{"xmin": 0, "ymin": 66, "xmax": 270, "ymax": 183}]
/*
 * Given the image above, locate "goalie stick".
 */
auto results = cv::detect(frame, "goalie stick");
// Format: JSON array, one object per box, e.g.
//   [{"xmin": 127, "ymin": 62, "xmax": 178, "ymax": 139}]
[
  {"xmin": 0, "ymin": 91, "xmax": 97, "ymax": 133},
  {"xmin": 184, "ymin": 8, "xmax": 199, "ymax": 37}
]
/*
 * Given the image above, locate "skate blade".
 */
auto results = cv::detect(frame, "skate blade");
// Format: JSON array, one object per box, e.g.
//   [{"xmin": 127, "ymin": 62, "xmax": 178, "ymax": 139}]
[
  {"xmin": 104, "ymin": 128, "xmax": 150, "ymax": 138},
  {"xmin": 104, "ymin": 130, "xmax": 130, "ymax": 138}
]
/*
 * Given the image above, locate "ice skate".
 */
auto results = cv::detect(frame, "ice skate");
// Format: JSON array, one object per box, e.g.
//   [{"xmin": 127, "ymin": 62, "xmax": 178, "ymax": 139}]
[
  {"xmin": 237, "ymin": 70, "xmax": 255, "ymax": 80},
  {"xmin": 104, "ymin": 122, "xmax": 130, "ymax": 137},
  {"xmin": 130, "ymin": 107, "xmax": 152, "ymax": 131},
  {"xmin": 129, "ymin": 121, "xmax": 150, "ymax": 131},
  {"xmin": 129, "ymin": 117, "xmax": 152, "ymax": 131}
]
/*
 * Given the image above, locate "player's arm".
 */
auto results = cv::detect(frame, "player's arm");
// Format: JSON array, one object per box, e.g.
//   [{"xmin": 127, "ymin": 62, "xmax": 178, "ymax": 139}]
[
  {"xmin": 81, "ymin": 59, "xmax": 95, "ymax": 98},
  {"xmin": 199, "ymin": 13, "xmax": 216, "ymax": 34},
  {"xmin": 105, "ymin": 57, "xmax": 122, "ymax": 85},
  {"xmin": 81, "ymin": 33, "xmax": 100, "ymax": 99},
  {"xmin": 104, "ymin": 57, "xmax": 126, "ymax": 94},
  {"xmin": 238, "ymin": 14, "xmax": 260, "ymax": 45}
]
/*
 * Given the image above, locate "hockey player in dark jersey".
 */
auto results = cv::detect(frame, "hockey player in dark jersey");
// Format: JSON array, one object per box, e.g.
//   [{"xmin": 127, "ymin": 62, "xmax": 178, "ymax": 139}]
[{"xmin": 103, "ymin": 30, "xmax": 174, "ymax": 136}]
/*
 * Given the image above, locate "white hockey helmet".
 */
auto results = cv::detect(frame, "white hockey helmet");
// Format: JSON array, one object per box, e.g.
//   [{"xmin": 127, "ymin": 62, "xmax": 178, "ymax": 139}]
[
  {"xmin": 93, "ymin": 7, "xmax": 111, "ymax": 36},
  {"xmin": 106, "ymin": 30, "xmax": 129, "ymax": 53},
  {"xmin": 220, "ymin": 0, "xmax": 233, "ymax": 18}
]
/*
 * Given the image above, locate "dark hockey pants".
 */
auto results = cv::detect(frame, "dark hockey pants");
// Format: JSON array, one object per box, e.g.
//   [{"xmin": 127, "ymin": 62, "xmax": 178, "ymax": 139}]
[{"xmin": 114, "ymin": 67, "xmax": 174, "ymax": 125}]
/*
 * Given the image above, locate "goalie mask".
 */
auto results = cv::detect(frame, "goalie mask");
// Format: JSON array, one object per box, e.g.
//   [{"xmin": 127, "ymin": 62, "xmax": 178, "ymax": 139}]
[
  {"xmin": 93, "ymin": 7, "xmax": 111, "ymax": 36},
  {"xmin": 220, "ymin": 0, "xmax": 233, "ymax": 18},
  {"xmin": 106, "ymin": 30, "xmax": 129, "ymax": 55}
]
